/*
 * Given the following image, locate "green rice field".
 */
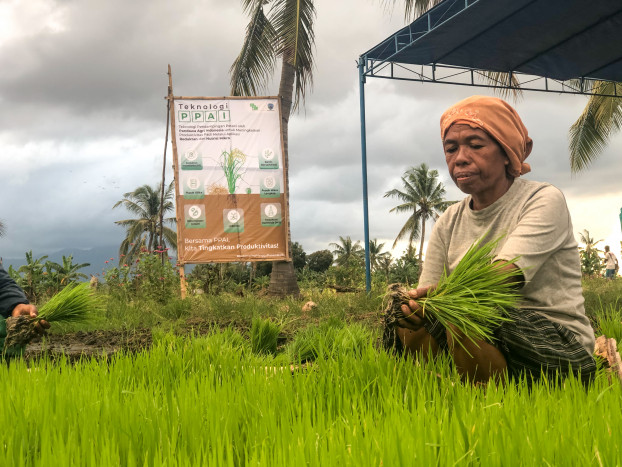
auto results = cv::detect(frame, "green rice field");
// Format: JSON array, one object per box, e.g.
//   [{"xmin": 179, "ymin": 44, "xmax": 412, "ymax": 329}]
[{"xmin": 4, "ymin": 322, "xmax": 621, "ymax": 466}]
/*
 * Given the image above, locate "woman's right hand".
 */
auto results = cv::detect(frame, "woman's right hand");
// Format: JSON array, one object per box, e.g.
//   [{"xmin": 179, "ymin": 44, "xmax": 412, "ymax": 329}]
[{"xmin": 398, "ymin": 285, "xmax": 433, "ymax": 331}]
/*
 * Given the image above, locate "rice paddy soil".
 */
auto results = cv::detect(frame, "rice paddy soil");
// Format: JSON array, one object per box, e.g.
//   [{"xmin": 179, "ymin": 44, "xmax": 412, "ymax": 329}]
[
  {"xmin": 24, "ymin": 329, "xmax": 153, "ymax": 361},
  {"xmin": 21, "ymin": 310, "xmax": 383, "ymax": 362}
]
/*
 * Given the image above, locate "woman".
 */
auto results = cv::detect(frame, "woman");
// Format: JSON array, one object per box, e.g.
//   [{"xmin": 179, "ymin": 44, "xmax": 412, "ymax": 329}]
[{"xmin": 396, "ymin": 96, "xmax": 596, "ymax": 384}]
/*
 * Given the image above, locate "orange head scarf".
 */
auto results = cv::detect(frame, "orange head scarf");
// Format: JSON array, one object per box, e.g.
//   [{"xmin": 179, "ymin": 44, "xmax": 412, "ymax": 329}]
[{"xmin": 440, "ymin": 96, "xmax": 533, "ymax": 177}]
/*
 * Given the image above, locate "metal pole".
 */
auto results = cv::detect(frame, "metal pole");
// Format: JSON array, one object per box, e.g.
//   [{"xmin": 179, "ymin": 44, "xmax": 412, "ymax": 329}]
[{"xmin": 358, "ymin": 57, "xmax": 372, "ymax": 293}]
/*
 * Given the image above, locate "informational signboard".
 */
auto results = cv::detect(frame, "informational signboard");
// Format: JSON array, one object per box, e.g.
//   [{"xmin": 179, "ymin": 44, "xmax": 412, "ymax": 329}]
[{"xmin": 171, "ymin": 96, "xmax": 290, "ymax": 263}]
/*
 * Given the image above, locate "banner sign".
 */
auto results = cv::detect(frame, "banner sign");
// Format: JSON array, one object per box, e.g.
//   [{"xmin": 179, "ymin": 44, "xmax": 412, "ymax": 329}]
[{"xmin": 171, "ymin": 96, "xmax": 290, "ymax": 263}]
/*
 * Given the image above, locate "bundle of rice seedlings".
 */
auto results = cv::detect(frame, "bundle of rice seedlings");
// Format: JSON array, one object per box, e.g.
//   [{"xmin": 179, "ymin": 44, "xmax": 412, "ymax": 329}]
[
  {"xmin": 4, "ymin": 283, "xmax": 100, "ymax": 352},
  {"xmin": 384, "ymin": 235, "xmax": 523, "ymax": 350},
  {"xmin": 250, "ymin": 317, "xmax": 281, "ymax": 356}
]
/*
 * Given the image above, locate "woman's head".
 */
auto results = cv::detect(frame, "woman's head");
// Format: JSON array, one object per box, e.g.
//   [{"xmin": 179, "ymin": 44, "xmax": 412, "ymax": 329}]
[{"xmin": 440, "ymin": 96, "xmax": 533, "ymax": 178}]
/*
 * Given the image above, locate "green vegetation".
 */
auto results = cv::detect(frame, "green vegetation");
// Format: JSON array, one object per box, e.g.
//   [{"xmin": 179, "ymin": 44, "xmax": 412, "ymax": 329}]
[
  {"xmin": 329, "ymin": 236, "xmax": 364, "ymax": 267},
  {"xmin": 0, "ymin": 268, "xmax": 620, "ymax": 465},
  {"xmin": 230, "ymin": 0, "xmax": 317, "ymax": 297},
  {"xmin": 8, "ymin": 251, "xmax": 90, "ymax": 302},
  {"xmin": 250, "ymin": 316, "xmax": 281, "ymax": 356},
  {"xmin": 113, "ymin": 182, "xmax": 177, "ymax": 265},
  {"xmin": 578, "ymin": 229, "xmax": 604, "ymax": 277},
  {"xmin": 2, "ymin": 326, "xmax": 621, "ymax": 465},
  {"xmin": 3, "ymin": 284, "xmax": 100, "ymax": 353}
]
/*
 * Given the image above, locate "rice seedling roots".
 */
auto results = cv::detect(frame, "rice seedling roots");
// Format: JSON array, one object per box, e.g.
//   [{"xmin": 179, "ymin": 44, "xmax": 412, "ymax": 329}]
[
  {"xmin": 4, "ymin": 316, "xmax": 39, "ymax": 351},
  {"xmin": 381, "ymin": 283, "xmax": 411, "ymax": 353}
]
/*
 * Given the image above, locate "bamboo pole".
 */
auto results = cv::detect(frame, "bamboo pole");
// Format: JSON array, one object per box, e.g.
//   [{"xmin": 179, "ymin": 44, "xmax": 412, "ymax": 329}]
[
  {"xmin": 159, "ymin": 68, "xmax": 171, "ymax": 265},
  {"xmin": 167, "ymin": 65, "xmax": 186, "ymax": 299}
]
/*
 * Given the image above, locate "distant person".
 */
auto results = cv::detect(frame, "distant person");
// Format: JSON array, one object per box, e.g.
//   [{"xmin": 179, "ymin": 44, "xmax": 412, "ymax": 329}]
[
  {"xmin": 393, "ymin": 95, "xmax": 595, "ymax": 384},
  {"xmin": 0, "ymin": 264, "xmax": 49, "ymax": 354},
  {"xmin": 603, "ymin": 245, "xmax": 618, "ymax": 280}
]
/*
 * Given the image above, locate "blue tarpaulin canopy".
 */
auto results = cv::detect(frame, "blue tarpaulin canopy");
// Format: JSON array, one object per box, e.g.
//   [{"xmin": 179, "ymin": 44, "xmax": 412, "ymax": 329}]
[
  {"xmin": 358, "ymin": 0, "xmax": 622, "ymax": 291},
  {"xmin": 363, "ymin": 0, "xmax": 622, "ymax": 83}
]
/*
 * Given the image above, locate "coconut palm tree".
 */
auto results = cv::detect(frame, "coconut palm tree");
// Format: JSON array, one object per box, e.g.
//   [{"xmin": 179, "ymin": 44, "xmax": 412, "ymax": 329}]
[
  {"xmin": 376, "ymin": 254, "xmax": 394, "ymax": 280},
  {"xmin": 113, "ymin": 182, "xmax": 177, "ymax": 264},
  {"xmin": 369, "ymin": 238, "xmax": 390, "ymax": 272},
  {"xmin": 230, "ymin": 0, "xmax": 316, "ymax": 296},
  {"xmin": 329, "ymin": 236, "xmax": 364, "ymax": 267},
  {"xmin": 578, "ymin": 229, "xmax": 603, "ymax": 254},
  {"xmin": 384, "ymin": 163, "xmax": 454, "ymax": 266}
]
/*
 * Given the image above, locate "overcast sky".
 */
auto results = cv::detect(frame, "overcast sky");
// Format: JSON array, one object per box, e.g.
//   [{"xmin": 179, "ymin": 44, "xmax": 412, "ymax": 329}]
[{"xmin": 1, "ymin": 0, "xmax": 621, "ymax": 265}]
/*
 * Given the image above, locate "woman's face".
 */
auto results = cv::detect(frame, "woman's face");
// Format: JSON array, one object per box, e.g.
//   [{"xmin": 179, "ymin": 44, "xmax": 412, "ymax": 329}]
[{"xmin": 443, "ymin": 124, "xmax": 513, "ymax": 210}]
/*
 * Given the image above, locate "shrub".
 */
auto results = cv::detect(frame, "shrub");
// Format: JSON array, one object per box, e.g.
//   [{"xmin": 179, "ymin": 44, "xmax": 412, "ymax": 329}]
[{"xmin": 307, "ymin": 250, "xmax": 333, "ymax": 273}]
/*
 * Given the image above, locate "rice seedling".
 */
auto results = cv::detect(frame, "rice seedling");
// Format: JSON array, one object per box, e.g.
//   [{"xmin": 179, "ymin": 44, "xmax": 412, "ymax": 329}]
[
  {"xmin": 384, "ymin": 235, "xmax": 523, "ymax": 349},
  {"xmin": 593, "ymin": 303, "xmax": 622, "ymax": 344},
  {"xmin": 286, "ymin": 321, "xmax": 374, "ymax": 363},
  {"xmin": 250, "ymin": 316, "xmax": 281, "ymax": 355},
  {"xmin": 3, "ymin": 283, "xmax": 100, "ymax": 352},
  {"xmin": 219, "ymin": 147, "xmax": 247, "ymax": 194}
]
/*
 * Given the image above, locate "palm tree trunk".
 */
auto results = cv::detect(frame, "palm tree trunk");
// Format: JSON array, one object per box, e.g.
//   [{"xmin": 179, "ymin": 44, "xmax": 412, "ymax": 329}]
[{"xmin": 268, "ymin": 53, "xmax": 300, "ymax": 297}]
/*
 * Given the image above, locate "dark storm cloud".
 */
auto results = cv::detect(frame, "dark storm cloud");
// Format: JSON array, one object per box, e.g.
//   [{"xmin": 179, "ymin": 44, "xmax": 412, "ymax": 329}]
[{"xmin": 0, "ymin": 0, "xmax": 245, "ymax": 140}]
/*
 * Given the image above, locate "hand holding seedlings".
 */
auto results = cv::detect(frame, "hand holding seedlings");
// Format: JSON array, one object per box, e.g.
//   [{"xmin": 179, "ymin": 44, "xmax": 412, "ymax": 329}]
[
  {"xmin": 11, "ymin": 304, "xmax": 50, "ymax": 334},
  {"xmin": 4, "ymin": 284, "xmax": 98, "ymax": 352},
  {"xmin": 397, "ymin": 286, "xmax": 433, "ymax": 331}
]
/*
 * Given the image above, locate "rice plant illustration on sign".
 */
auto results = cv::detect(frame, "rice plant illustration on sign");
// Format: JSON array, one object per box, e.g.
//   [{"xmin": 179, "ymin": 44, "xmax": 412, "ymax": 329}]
[{"xmin": 219, "ymin": 148, "xmax": 247, "ymax": 194}]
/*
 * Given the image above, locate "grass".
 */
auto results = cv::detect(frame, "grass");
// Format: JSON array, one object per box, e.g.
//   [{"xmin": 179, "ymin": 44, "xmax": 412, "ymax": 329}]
[
  {"xmin": 582, "ymin": 277, "xmax": 622, "ymax": 320},
  {"xmin": 2, "ymin": 329, "xmax": 621, "ymax": 466}
]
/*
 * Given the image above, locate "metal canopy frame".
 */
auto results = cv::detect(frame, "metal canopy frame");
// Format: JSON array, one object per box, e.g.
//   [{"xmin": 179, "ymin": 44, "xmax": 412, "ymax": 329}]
[{"xmin": 358, "ymin": 0, "xmax": 622, "ymax": 292}]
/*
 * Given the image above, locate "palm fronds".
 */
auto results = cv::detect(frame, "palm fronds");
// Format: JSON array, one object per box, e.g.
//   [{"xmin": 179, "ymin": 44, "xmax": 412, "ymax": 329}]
[
  {"xmin": 230, "ymin": 2, "xmax": 277, "ymax": 97},
  {"xmin": 271, "ymin": 0, "xmax": 316, "ymax": 110},
  {"xmin": 569, "ymin": 82, "xmax": 622, "ymax": 173},
  {"xmin": 113, "ymin": 182, "xmax": 176, "ymax": 263}
]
